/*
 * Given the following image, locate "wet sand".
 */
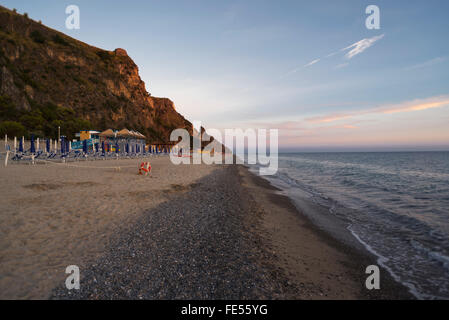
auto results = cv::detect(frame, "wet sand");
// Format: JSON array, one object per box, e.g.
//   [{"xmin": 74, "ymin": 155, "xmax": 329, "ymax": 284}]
[{"xmin": 237, "ymin": 166, "xmax": 412, "ymax": 299}]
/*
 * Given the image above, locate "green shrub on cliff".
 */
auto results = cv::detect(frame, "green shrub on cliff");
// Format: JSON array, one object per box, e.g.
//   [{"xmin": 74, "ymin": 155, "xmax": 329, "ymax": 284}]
[
  {"xmin": 0, "ymin": 94, "xmax": 92, "ymax": 140},
  {"xmin": 0, "ymin": 95, "xmax": 16, "ymax": 119},
  {"xmin": 0, "ymin": 121, "xmax": 26, "ymax": 137},
  {"xmin": 52, "ymin": 34, "xmax": 69, "ymax": 46},
  {"xmin": 30, "ymin": 30, "xmax": 45, "ymax": 43}
]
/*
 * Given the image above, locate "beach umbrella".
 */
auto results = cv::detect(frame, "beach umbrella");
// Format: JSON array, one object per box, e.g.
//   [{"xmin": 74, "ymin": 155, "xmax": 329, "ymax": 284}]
[
  {"xmin": 82, "ymin": 140, "xmax": 88, "ymax": 153},
  {"xmin": 99, "ymin": 129, "xmax": 115, "ymax": 138},
  {"xmin": 46, "ymin": 139, "xmax": 50, "ymax": 153},
  {"xmin": 30, "ymin": 134, "xmax": 35, "ymax": 154},
  {"xmin": 60, "ymin": 137, "xmax": 65, "ymax": 154}
]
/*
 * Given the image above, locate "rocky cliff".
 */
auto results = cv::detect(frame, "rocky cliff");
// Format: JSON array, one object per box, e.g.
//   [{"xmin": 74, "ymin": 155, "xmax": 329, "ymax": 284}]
[{"xmin": 0, "ymin": 5, "xmax": 192, "ymax": 142}]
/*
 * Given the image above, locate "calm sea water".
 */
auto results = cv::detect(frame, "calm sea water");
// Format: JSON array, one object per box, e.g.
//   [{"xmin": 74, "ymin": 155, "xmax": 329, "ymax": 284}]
[{"xmin": 256, "ymin": 152, "xmax": 449, "ymax": 299}]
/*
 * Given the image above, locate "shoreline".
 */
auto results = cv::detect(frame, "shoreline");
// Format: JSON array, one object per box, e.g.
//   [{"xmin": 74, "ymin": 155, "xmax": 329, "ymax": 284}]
[{"xmin": 238, "ymin": 165, "xmax": 413, "ymax": 299}]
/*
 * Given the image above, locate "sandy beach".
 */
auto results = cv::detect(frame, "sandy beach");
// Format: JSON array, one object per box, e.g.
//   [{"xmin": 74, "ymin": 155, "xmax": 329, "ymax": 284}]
[
  {"xmin": 0, "ymin": 157, "xmax": 412, "ymax": 299},
  {"xmin": 0, "ymin": 157, "xmax": 215, "ymax": 299}
]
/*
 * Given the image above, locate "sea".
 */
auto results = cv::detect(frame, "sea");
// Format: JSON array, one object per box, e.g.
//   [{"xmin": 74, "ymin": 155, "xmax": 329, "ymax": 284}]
[{"xmin": 250, "ymin": 151, "xmax": 449, "ymax": 299}]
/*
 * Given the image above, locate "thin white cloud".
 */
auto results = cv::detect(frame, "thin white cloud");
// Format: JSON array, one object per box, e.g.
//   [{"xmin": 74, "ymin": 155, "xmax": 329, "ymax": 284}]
[
  {"xmin": 342, "ymin": 34, "xmax": 384, "ymax": 59},
  {"xmin": 282, "ymin": 34, "xmax": 384, "ymax": 78},
  {"xmin": 405, "ymin": 56, "xmax": 448, "ymax": 71},
  {"xmin": 335, "ymin": 63, "xmax": 349, "ymax": 69},
  {"xmin": 304, "ymin": 58, "xmax": 320, "ymax": 67},
  {"xmin": 326, "ymin": 51, "xmax": 339, "ymax": 58},
  {"xmin": 280, "ymin": 58, "xmax": 321, "ymax": 78}
]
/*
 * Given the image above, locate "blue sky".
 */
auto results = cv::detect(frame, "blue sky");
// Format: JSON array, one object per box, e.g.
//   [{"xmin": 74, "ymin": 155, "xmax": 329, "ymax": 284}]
[{"xmin": 2, "ymin": 0, "xmax": 449, "ymax": 150}]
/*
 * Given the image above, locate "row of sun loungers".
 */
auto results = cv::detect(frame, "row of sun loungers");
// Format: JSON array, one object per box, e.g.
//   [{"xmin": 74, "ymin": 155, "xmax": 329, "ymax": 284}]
[{"xmin": 3, "ymin": 149, "xmax": 170, "ymax": 164}]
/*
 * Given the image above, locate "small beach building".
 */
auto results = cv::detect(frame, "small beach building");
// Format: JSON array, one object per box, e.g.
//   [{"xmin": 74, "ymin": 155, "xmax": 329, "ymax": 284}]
[
  {"xmin": 77, "ymin": 130, "xmax": 101, "ymax": 141},
  {"xmin": 99, "ymin": 128, "xmax": 146, "ymax": 153},
  {"xmin": 71, "ymin": 130, "xmax": 101, "ymax": 151}
]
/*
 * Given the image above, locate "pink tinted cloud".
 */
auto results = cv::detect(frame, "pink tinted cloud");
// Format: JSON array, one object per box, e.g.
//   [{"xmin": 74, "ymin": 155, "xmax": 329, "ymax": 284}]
[{"xmin": 306, "ymin": 95, "xmax": 449, "ymax": 124}]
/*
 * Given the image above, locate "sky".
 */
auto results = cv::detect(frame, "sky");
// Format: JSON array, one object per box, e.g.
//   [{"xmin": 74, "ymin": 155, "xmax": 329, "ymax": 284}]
[{"xmin": 2, "ymin": 0, "xmax": 449, "ymax": 151}]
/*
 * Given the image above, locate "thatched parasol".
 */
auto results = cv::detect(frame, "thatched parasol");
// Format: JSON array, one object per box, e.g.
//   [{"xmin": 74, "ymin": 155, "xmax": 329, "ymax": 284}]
[{"xmin": 99, "ymin": 129, "xmax": 115, "ymax": 137}]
